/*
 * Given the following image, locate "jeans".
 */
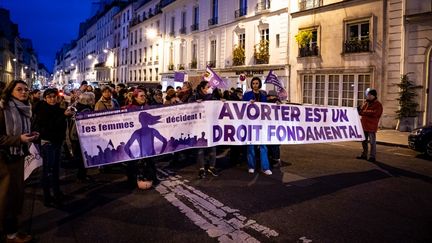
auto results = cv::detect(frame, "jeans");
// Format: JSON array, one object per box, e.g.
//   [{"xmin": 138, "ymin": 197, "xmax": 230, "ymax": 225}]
[
  {"xmin": 41, "ymin": 142, "xmax": 62, "ymax": 200},
  {"xmin": 197, "ymin": 147, "xmax": 216, "ymax": 169},
  {"xmin": 247, "ymin": 145, "xmax": 270, "ymax": 171},
  {"xmin": 362, "ymin": 132, "xmax": 377, "ymax": 159}
]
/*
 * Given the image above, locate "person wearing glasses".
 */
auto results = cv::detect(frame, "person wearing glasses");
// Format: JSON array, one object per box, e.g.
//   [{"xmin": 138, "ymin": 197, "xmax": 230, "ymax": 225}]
[{"xmin": 0, "ymin": 80, "xmax": 38, "ymax": 243}]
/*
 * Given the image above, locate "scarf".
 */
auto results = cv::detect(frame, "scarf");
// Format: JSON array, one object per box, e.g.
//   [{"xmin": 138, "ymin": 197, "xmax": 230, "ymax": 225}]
[{"xmin": 3, "ymin": 98, "xmax": 32, "ymax": 155}]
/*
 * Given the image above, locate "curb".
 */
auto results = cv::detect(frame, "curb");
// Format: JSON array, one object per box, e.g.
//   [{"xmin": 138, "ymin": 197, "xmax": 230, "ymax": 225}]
[{"xmin": 376, "ymin": 141, "xmax": 409, "ymax": 148}]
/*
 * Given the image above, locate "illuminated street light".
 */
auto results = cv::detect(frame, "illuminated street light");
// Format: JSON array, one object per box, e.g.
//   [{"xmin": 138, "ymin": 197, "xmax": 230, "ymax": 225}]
[
  {"xmin": 12, "ymin": 58, "xmax": 17, "ymax": 79},
  {"xmin": 24, "ymin": 66, "xmax": 28, "ymax": 69},
  {"xmin": 87, "ymin": 54, "xmax": 94, "ymax": 60},
  {"xmin": 147, "ymin": 29, "xmax": 157, "ymax": 39},
  {"xmin": 71, "ymin": 63, "xmax": 75, "ymax": 67}
]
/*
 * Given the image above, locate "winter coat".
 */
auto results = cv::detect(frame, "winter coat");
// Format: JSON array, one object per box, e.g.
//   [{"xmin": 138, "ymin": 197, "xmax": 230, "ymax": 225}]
[
  {"xmin": 33, "ymin": 102, "xmax": 67, "ymax": 145},
  {"xmin": 359, "ymin": 98, "xmax": 383, "ymax": 132}
]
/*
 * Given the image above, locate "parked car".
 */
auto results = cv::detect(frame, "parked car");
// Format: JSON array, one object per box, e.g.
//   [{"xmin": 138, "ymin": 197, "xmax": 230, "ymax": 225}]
[{"xmin": 408, "ymin": 125, "xmax": 432, "ymax": 156}]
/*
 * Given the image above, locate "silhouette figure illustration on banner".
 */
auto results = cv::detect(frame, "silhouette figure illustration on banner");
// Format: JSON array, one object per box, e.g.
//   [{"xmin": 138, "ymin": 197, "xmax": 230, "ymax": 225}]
[{"xmin": 124, "ymin": 111, "xmax": 168, "ymax": 158}]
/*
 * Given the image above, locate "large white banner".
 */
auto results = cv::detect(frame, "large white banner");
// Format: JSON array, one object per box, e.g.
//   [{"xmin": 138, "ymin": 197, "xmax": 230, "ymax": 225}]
[{"xmin": 76, "ymin": 101, "xmax": 364, "ymax": 168}]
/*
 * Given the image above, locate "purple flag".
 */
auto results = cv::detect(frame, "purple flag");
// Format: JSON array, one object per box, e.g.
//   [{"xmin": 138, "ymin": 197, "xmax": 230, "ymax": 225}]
[
  {"xmin": 203, "ymin": 66, "xmax": 227, "ymax": 89},
  {"xmin": 174, "ymin": 72, "xmax": 185, "ymax": 82},
  {"xmin": 264, "ymin": 70, "xmax": 288, "ymax": 100}
]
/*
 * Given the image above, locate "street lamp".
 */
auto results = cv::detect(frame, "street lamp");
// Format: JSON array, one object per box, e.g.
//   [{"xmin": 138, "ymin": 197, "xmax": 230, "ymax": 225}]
[{"xmin": 12, "ymin": 58, "xmax": 17, "ymax": 79}]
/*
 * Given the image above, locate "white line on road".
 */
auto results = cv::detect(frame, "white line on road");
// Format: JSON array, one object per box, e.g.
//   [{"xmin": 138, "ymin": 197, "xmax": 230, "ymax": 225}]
[{"xmin": 156, "ymin": 169, "xmax": 279, "ymax": 242}]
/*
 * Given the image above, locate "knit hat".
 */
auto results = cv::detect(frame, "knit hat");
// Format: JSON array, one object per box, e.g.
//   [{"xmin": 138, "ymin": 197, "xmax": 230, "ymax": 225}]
[
  {"xmin": 368, "ymin": 89, "xmax": 377, "ymax": 97},
  {"xmin": 43, "ymin": 88, "xmax": 58, "ymax": 98}
]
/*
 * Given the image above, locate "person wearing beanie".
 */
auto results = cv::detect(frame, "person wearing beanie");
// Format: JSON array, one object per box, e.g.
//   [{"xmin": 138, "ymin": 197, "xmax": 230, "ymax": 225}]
[{"xmin": 356, "ymin": 88, "xmax": 383, "ymax": 162}]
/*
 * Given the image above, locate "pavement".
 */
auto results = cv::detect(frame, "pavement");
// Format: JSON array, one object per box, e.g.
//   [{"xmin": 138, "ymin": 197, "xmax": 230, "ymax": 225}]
[
  {"xmin": 15, "ymin": 129, "xmax": 411, "ymax": 243},
  {"xmin": 376, "ymin": 128, "xmax": 409, "ymax": 148}
]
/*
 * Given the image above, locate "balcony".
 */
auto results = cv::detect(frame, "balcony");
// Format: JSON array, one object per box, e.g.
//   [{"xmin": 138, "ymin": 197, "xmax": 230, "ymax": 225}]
[
  {"xmin": 256, "ymin": 0, "xmax": 270, "ymax": 13},
  {"xmin": 344, "ymin": 39, "xmax": 370, "ymax": 53},
  {"xmin": 298, "ymin": 44, "xmax": 319, "ymax": 57},
  {"xmin": 235, "ymin": 7, "xmax": 247, "ymax": 18},
  {"xmin": 169, "ymin": 31, "xmax": 175, "ymax": 37},
  {"xmin": 208, "ymin": 17, "xmax": 218, "ymax": 26},
  {"xmin": 179, "ymin": 26, "xmax": 187, "ymax": 34},
  {"xmin": 177, "ymin": 64, "xmax": 185, "ymax": 70},
  {"xmin": 299, "ymin": 0, "xmax": 323, "ymax": 11},
  {"xmin": 189, "ymin": 61, "xmax": 197, "ymax": 69},
  {"xmin": 191, "ymin": 23, "xmax": 199, "ymax": 31},
  {"xmin": 207, "ymin": 60, "xmax": 216, "ymax": 68},
  {"xmin": 168, "ymin": 64, "xmax": 174, "ymax": 71}
]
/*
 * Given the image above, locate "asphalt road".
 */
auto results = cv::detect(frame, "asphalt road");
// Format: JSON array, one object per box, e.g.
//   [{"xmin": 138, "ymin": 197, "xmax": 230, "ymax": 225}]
[{"xmin": 20, "ymin": 142, "xmax": 432, "ymax": 243}]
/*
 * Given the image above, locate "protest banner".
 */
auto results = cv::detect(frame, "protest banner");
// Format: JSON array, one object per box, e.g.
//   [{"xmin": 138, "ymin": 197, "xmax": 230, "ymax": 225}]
[
  {"xmin": 76, "ymin": 101, "xmax": 364, "ymax": 168},
  {"xmin": 24, "ymin": 143, "xmax": 43, "ymax": 180}
]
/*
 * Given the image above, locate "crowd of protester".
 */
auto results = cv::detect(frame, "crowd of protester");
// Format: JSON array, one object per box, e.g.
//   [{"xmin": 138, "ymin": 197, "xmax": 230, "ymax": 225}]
[{"xmin": 0, "ymin": 77, "xmax": 288, "ymax": 242}]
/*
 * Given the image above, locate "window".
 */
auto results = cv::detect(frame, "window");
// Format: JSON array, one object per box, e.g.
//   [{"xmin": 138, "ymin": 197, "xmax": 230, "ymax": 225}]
[
  {"xmin": 315, "ymin": 75, "xmax": 325, "ymax": 105},
  {"xmin": 342, "ymin": 75, "xmax": 355, "ymax": 107},
  {"xmin": 181, "ymin": 12, "xmax": 186, "ymax": 29},
  {"xmin": 236, "ymin": 0, "xmax": 247, "ymax": 17},
  {"xmin": 298, "ymin": 28, "xmax": 318, "ymax": 57},
  {"xmin": 155, "ymin": 44, "xmax": 159, "ymax": 61},
  {"xmin": 345, "ymin": 21, "xmax": 370, "ymax": 53},
  {"xmin": 170, "ymin": 16, "xmax": 175, "ymax": 36},
  {"xmin": 209, "ymin": 0, "xmax": 218, "ymax": 26},
  {"xmin": 357, "ymin": 74, "xmax": 370, "ymax": 106},
  {"xmin": 191, "ymin": 43, "xmax": 197, "ymax": 68},
  {"xmin": 130, "ymin": 51, "xmax": 132, "ymax": 64},
  {"xmin": 134, "ymin": 70, "xmax": 137, "ymax": 81},
  {"xmin": 194, "ymin": 6, "xmax": 199, "ymax": 25},
  {"xmin": 261, "ymin": 28, "xmax": 269, "ymax": 41},
  {"xmin": 149, "ymin": 45, "xmax": 153, "ymax": 61},
  {"xmin": 302, "ymin": 75, "xmax": 313, "ymax": 104},
  {"xmin": 238, "ymin": 33, "xmax": 245, "ymax": 49},
  {"xmin": 130, "ymin": 32, "xmax": 133, "ymax": 45},
  {"xmin": 149, "ymin": 69, "xmax": 152, "ymax": 81},
  {"xmin": 209, "ymin": 39, "xmax": 217, "ymax": 67},
  {"xmin": 144, "ymin": 47, "xmax": 147, "ymax": 62},
  {"xmin": 139, "ymin": 28, "xmax": 142, "ymax": 42},
  {"xmin": 144, "ymin": 69, "xmax": 147, "ymax": 80},
  {"xmin": 139, "ymin": 49, "xmax": 142, "ymax": 63},
  {"xmin": 135, "ymin": 30, "xmax": 137, "ymax": 44},
  {"xmin": 328, "ymin": 75, "xmax": 339, "ymax": 106},
  {"xmin": 299, "ymin": 0, "xmax": 322, "ymax": 11},
  {"xmin": 302, "ymin": 73, "xmax": 371, "ymax": 107},
  {"xmin": 138, "ymin": 69, "xmax": 142, "ymax": 81},
  {"xmin": 134, "ymin": 50, "xmax": 137, "ymax": 64},
  {"xmin": 276, "ymin": 34, "xmax": 280, "ymax": 48},
  {"xmin": 155, "ymin": 68, "xmax": 159, "ymax": 81}
]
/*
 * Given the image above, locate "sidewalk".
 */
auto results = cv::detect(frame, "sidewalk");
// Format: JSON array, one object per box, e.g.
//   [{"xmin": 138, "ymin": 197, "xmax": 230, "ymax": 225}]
[{"xmin": 376, "ymin": 129, "xmax": 409, "ymax": 148}]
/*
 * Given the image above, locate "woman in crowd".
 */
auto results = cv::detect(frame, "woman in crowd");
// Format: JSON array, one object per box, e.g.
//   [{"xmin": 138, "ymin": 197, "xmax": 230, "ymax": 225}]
[
  {"xmin": 189, "ymin": 81, "xmax": 218, "ymax": 179},
  {"xmin": 33, "ymin": 88, "xmax": 74, "ymax": 207},
  {"xmin": 0, "ymin": 80, "xmax": 38, "ymax": 243},
  {"xmin": 95, "ymin": 86, "xmax": 119, "ymax": 111}
]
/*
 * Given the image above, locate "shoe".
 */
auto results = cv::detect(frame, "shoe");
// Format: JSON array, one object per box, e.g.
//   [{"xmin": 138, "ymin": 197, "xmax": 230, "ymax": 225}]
[
  {"xmin": 367, "ymin": 157, "xmax": 376, "ymax": 162},
  {"xmin": 263, "ymin": 170, "xmax": 273, "ymax": 175},
  {"xmin": 248, "ymin": 168, "xmax": 255, "ymax": 174},
  {"xmin": 356, "ymin": 155, "xmax": 367, "ymax": 160},
  {"xmin": 207, "ymin": 167, "xmax": 219, "ymax": 177},
  {"xmin": 198, "ymin": 169, "xmax": 206, "ymax": 179},
  {"xmin": 6, "ymin": 232, "xmax": 32, "ymax": 243}
]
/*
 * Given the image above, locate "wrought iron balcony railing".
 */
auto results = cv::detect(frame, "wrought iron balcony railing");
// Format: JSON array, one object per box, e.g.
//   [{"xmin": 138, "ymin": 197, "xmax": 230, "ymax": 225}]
[
  {"xmin": 189, "ymin": 61, "xmax": 197, "ymax": 69},
  {"xmin": 208, "ymin": 17, "xmax": 218, "ymax": 26},
  {"xmin": 256, "ymin": 0, "xmax": 271, "ymax": 13},
  {"xmin": 299, "ymin": 0, "xmax": 323, "ymax": 11},
  {"xmin": 235, "ymin": 7, "xmax": 247, "ymax": 18},
  {"xmin": 191, "ymin": 23, "xmax": 199, "ymax": 31},
  {"xmin": 344, "ymin": 39, "xmax": 370, "ymax": 53},
  {"xmin": 298, "ymin": 44, "xmax": 319, "ymax": 57},
  {"xmin": 179, "ymin": 27, "xmax": 187, "ymax": 34},
  {"xmin": 207, "ymin": 60, "xmax": 216, "ymax": 68}
]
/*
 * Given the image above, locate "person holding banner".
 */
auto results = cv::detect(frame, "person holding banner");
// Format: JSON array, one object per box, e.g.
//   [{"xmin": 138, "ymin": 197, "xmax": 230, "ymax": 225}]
[
  {"xmin": 189, "ymin": 81, "xmax": 219, "ymax": 179},
  {"xmin": 0, "ymin": 80, "xmax": 38, "ymax": 243},
  {"xmin": 356, "ymin": 89, "xmax": 383, "ymax": 162},
  {"xmin": 242, "ymin": 77, "xmax": 272, "ymax": 175}
]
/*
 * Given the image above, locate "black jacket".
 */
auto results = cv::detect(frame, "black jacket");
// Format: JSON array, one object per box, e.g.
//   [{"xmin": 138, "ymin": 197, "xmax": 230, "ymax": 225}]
[{"xmin": 33, "ymin": 102, "xmax": 67, "ymax": 144}]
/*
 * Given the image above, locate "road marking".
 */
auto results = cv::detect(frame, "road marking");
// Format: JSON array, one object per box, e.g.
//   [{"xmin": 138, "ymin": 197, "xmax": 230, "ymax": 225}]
[
  {"xmin": 299, "ymin": 236, "xmax": 313, "ymax": 242},
  {"xmin": 156, "ymin": 169, "xmax": 279, "ymax": 242}
]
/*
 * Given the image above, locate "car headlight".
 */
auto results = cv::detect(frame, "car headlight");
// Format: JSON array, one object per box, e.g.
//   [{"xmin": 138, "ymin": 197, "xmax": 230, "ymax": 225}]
[{"xmin": 410, "ymin": 128, "xmax": 423, "ymax": 136}]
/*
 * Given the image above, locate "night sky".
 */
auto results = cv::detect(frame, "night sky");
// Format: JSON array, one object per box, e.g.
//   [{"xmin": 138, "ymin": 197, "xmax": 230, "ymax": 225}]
[{"xmin": 0, "ymin": 0, "xmax": 92, "ymax": 72}]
